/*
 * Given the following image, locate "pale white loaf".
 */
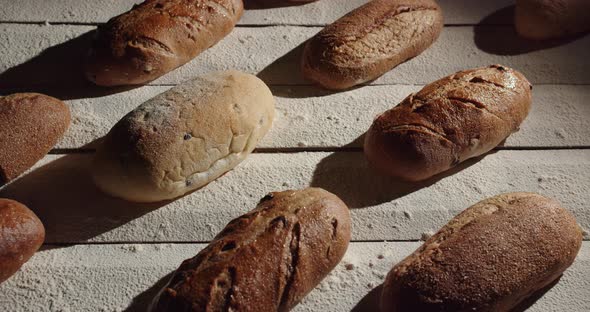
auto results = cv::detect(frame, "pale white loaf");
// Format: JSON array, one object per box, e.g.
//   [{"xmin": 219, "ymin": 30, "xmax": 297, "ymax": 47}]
[{"xmin": 92, "ymin": 71, "xmax": 275, "ymax": 202}]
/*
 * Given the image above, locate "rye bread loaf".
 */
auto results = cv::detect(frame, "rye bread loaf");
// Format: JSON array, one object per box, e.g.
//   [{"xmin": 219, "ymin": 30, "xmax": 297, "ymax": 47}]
[
  {"xmin": 0, "ymin": 199, "xmax": 45, "ymax": 284},
  {"xmin": 515, "ymin": 0, "xmax": 590, "ymax": 40},
  {"xmin": 151, "ymin": 188, "xmax": 351, "ymax": 312},
  {"xmin": 381, "ymin": 192, "xmax": 583, "ymax": 312},
  {"xmin": 301, "ymin": 0, "xmax": 443, "ymax": 90},
  {"xmin": 364, "ymin": 65, "xmax": 532, "ymax": 181},
  {"xmin": 92, "ymin": 71, "xmax": 275, "ymax": 202},
  {"xmin": 0, "ymin": 93, "xmax": 71, "ymax": 185},
  {"xmin": 85, "ymin": 0, "xmax": 244, "ymax": 86}
]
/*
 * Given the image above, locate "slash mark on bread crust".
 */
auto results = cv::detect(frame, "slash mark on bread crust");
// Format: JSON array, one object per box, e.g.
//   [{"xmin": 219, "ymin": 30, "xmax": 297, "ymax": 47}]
[{"xmin": 279, "ymin": 223, "xmax": 301, "ymax": 310}]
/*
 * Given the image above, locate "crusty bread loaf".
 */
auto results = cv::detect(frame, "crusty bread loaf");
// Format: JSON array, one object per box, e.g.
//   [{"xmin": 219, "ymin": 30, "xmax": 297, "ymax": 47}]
[
  {"xmin": 0, "ymin": 93, "xmax": 71, "ymax": 185},
  {"xmin": 364, "ymin": 65, "xmax": 532, "ymax": 181},
  {"xmin": 381, "ymin": 192, "xmax": 583, "ymax": 312},
  {"xmin": 151, "ymin": 188, "xmax": 351, "ymax": 312},
  {"xmin": 515, "ymin": 0, "xmax": 590, "ymax": 40},
  {"xmin": 301, "ymin": 0, "xmax": 443, "ymax": 90},
  {"xmin": 85, "ymin": 0, "xmax": 244, "ymax": 86},
  {"xmin": 92, "ymin": 71, "xmax": 275, "ymax": 202},
  {"xmin": 0, "ymin": 199, "xmax": 45, "ymax": 284}
]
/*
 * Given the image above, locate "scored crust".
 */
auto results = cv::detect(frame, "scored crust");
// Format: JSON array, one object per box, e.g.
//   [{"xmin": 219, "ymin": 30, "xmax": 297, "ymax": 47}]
[
  {"xmin": 151, "ymin": 188, "xmax": 351, "ymax": 312},
  {"xmin": 302, "ymin": 0, "xmax": 443, "ymax": 90},
  {"xmin": 85, "ymin": 0, "xmax": 244, "ymax": 86},
  {"xmin": 364, "ymin": 65, "xmax": 532, "ymax": 181}
]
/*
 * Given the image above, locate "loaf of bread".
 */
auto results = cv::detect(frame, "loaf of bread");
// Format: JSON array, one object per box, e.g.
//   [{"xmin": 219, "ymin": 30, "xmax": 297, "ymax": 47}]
[
  {"xmin": 0, "ymin": 93, "xmax": 71, "ymax": 185},
  {"xmin": 515, "ymin": 0, "xmax": 590, "ymax": 40},
  {"xmin": 151, "ymin": 188, "xmax": 351, "ymax": 311},
  {"xmin": 92, "ymin": 71, "xmax": 275, "ymax": 202},
  {"xmin": 85, "ymin": 0, "xmax": 244, "ymax": 86},
  {"xmin": 381, "ymin": 192, "xmax": 582, "ymax": 312},
  {"xmin": 301, "ymin": 0, "xmax": 443, "ymax": 90},
  {"xmin": 0, "ymin": 199, "xmax": 45, "ymax": 284},
  {"xmin": 364, "ymin": 65, "xmax": 532, "ymax": 181}
]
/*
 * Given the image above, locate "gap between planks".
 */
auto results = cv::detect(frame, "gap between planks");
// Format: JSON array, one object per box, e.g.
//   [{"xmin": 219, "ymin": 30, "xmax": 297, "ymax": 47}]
[{"xmin": 48, "ymin": 146, "xmax": 590, "ymax": 155}]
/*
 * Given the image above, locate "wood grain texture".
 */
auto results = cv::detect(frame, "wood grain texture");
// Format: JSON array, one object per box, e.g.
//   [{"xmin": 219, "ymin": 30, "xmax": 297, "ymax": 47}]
[
  {"xmin": 1, "ymin": 24, "xmax": 589, "ymax": 90},
  {"xmin": 0, "ymin": 0, "xmax": 514, "ymax": 25},
  {"xmin": 51, "ymin": 84, "xmax": 590, "ymax": 150},
  {"xmin": 0, "ymin": 151, "xmax": 587, "ymax": 244},
  {"xmin": 0, "ymin": 242, "xmax": 587, "ymax": 311}
]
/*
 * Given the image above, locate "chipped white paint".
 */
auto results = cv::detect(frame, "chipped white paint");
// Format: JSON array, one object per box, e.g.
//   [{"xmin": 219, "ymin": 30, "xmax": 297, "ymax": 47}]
[
  {"xmin": 55, "ymin": 84, "xmax": 590, "ymax": 149},
  {"xmin": 0, "ymin": 0, "xmax": 514, "ymax": 25},
  {"xmin": 1, "ymin": 24, "xmax": 589, "ymax": 89},
  {"xmin": 1, "ymin": 150, "xmax": 588, "ymax": 243},
  {"xmin": 0, "ymin": 242, "xmax": 587, "ymax": 311}
]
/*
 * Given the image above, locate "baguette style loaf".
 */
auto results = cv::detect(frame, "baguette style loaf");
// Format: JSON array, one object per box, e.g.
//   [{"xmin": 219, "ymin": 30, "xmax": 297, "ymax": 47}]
[
  {"xmin": 85, "ymin": 0, "xmax": 244, "ymax": 86},
  {"xmin": 0, "ymin": 199, "xmax": 45, "ymax": 284},
  {"xmin": 301, "ymin": 0, "xmax": 443, "ymax": 90},
  {"xmin": 515, "ymin": 0, "xmax": 590, "ymax": 40},
  {"xmin": 381, "ymin": 192, "xmax": 583, "ymax": 312},
  {"xmin": 92, "ymin": 71, "xmax": 275, "ymax": 202},
  {"xmin": 364, "ymin": 65, "xmax": 532, "ymax": 181},
  {"xmin": 151, "ymin": 188, "xmax": 351, "ymax": 312},
  {"xmin": 0, "ymin": 93, "xmax": 71, "ymax": 185}
]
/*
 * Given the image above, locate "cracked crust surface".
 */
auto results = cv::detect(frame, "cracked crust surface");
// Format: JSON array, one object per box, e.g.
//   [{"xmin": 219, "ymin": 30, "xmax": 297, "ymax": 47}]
[
  {"xmin": 150, "ymin": 188, "xmax": 351, "ymax": 312},
  {"xmin": 0, "ymin": 93, "xmax": 71, "ymax": 185},
  {"xmin": 0, "ymin": 199, "xmax": 45, "ymax": 284},
  {"xmin": 85, "ymin": 0, "xmax": 243, "ymax": 86},
  {"xmin": 515, "ymin": 0, "xmax": 590, "ymax": 40},
  {"xmin": 381, "ymin": 192, "xmax": 583, "ymax": 312},
  {"xmin": 364, "ymin": 65, "xmax": 532, "ymax": 181},
  {"xmin": 92, "ymin": 71, "xmax": 275, "ymax": 202},
  {"xmin": 302, "ymin": 0, "xmax": 443, "ymax": 90}
]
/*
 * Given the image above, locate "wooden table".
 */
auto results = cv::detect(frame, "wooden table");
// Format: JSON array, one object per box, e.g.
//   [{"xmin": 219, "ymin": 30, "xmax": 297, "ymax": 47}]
[{"xmin": 0, "ymin": 1, "xmax": 588, "ymax": 311}]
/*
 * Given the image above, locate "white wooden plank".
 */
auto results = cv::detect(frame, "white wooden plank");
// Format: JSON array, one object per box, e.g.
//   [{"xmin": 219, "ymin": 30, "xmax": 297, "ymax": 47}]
[
  {"xmin": 0, "ymin": 242, "xmax": 587, "ymax": 311},
  {"xmin": 1, "ymin": 24, "xmax": 588, "ymax": 89},
  {"xmin": 1, "ymin": 150, "xmax": 588, "ymax": 243},
  {"xmin": 53, "ymin": 84, "xmax": 590, "ymax": 150},
  {"xmin": 0, "ymin": 0, "xmax": 514, "ymax": 25}
]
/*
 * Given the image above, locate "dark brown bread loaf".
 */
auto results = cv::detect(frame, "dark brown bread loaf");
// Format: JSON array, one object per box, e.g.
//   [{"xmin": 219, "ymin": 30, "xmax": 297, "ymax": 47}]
[
  {"xmin": 515, "ymin": 0, "xmax": 590, "ymax": 40},
  {"xmin": 381, "ymin": 192, "xmax": 583, "ymax": 312},
  {"xmin": 151, "ymin": 188, "xmax": 351, "ymax": 312},
  {"xmin": 364, "ymin": 65, "xmax": 532, "ymax": 181},
  {"xmin": 85, "ymin": 0, "xmax": 244, "ymax": 86},
  {"xmin": 301, "ymin": 0, "xmax": 443, "ymax": 90},
  {"xmin": 0, "ymin": 93, "xmax": 71, "ymax": 185},
  {"xmin": 0, "ymin": 199, "xmax": 45, "ymax": 284}
]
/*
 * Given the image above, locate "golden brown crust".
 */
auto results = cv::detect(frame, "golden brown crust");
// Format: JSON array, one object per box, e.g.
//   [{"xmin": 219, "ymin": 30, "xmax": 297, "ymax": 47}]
[
  {"xmin": 515, "ymin": 0, "xmax": 590, "ymax": 40},
  {"xmin": 381, "ymin": 192, "xmax": 583, "ymax": 312},
  {"xmin": 0, "ymin": 93, "xmax": 71, "ymax": 185},
  {"xmin": 92, "ymin": 71, "xmax": 275, "ymax": 202},
  {"xmin": 0, "ymin": 199, "xmax": 45, "ymax": 284},
  {"xmin": 151, "ymin": 188, "xmax": 351, "ymax": 312},
  {"xmin": 301, "ymin": 0, "xmax": 443, "ymax": 90},
  {"xmin": 364, "ymin": 65, "xmax": 532, "ymax": 181},
  {"xmin": 85, "ymin": 0, "xmax": 244, "ymax": 86}
]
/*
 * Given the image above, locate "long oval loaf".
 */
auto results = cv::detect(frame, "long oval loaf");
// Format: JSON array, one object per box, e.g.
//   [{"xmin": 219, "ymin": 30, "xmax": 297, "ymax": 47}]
[
  {"xmin": 381, "ymin": 192, "xmax": 583, "ymax": 312},
  {"xmin": 92, "ymin": 71, "xmax": 275, "ymax": 202},
  {"xmin": 0, "ymin": 93, "xmax": 70, "ymax": 185},
  {"xmin": 151, "ymin": 188, "xmax": 351, "ymax": 312},
  {"xmin": 515, "ymin": 0, "xmax": 590, "ymax": 40},
  {"xmin": 301, "ymin": 0, "xmax": 443, "ymax": 90},
  {"xmin": 364, "ymin": 65, "xmax": 532, "ymax": 181},
  {"xmin": 0, "ymin": 199, "xmax": 45, "ymax": 284},
  {"xmin": 85, "ymin": 0, "xmax": 244, "ymax": 86}
]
